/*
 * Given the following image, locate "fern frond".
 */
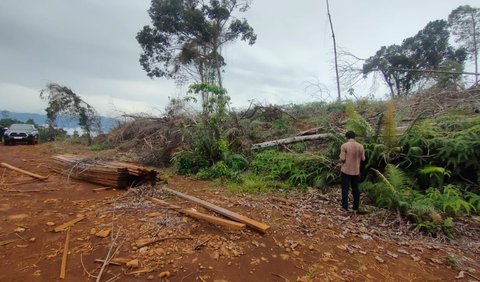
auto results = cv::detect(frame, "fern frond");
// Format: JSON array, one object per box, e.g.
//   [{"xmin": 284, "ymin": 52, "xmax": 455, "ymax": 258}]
[{"xmin": 383, "ymin": 101, "xmax": 397, "ymax": 149}]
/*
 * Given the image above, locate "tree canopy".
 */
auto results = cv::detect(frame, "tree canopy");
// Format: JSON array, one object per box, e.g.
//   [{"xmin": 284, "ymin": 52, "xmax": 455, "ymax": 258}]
[
  {"xmin": 448, "ymin": 5, "xmax": 480, "ymax": 84},
  {"xmin": 137, "ymin": 0, "xmax": 256, "ymax": 88},
  {"xmin": 362, "ymin": 20, "xmax": 466, "ymax": 97},
  {"xmin": 40, "ymin": 83, "xmax": 100, "ymax": 145}
]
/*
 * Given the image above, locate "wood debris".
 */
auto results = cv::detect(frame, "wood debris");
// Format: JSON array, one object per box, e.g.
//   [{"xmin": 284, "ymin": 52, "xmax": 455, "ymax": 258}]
[
  {"xmin": 161, "ymin": 187, "xmax": 270, "ymax": 233},
  {"xmin": 51, "ymin": 154, "xmax": 157, "ymax": 188},
  {"xmin": 0, "ymin": 162, "xmax": 48, "ymax": 180},
  {"xmin": 135, "ymin": 235, "xmax": 194, "ymax": 248},
  {"xmin": 148, "ymin": 197, "xmax": 246, "ymax": 231},
  {"xmin": 54, "ymin": 216, "xmax": 85, "ymax": 232},
  {"xmin": 0, "ymin": 239, "xmax": 19, "ymax": 246},
  {"xmin": 95, "ymin": 228, "xmax": 111, "ymax": 238},
  {"xmin": 59, "ymin": 228, "xmax": 70, "ymax": 279}
]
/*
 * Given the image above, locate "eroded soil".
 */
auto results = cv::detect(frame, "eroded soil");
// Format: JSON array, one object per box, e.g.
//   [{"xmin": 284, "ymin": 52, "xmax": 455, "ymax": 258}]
[{"xmin": 0, "ymin": 144, "xmax": 479, "ymax": 281}]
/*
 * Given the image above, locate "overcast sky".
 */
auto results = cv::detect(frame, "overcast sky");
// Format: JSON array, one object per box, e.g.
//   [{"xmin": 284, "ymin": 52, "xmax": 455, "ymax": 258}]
[{"xmin": 0, "ymin": 0, "xmax": 479, "ymax": 117}]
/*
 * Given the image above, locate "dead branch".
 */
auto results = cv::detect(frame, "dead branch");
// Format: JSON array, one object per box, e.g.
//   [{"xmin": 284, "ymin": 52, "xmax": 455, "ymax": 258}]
[
  {"xmin": 0, "ymin": 162, "xmax": 48, "ymax": 180},
  {"xmin": 96, "ymin": 227, "xmax": 122, "ymax": 282}
]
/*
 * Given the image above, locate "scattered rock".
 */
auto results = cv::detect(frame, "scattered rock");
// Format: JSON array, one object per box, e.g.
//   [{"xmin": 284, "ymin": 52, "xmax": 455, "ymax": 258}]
[
  {"xmin": 14, "ymin": 227, "xmax": 25, "ymax": 233},
  {"xmin": 147, "ymin": 275, "xmax": 155, "ymax": 280},
  {"xmin": 360, "ymin": 234, "xmax": 373, "ymax": 240},
  {"xmin": 95, "ymin": 228, "xmax": 111, "ymax": 238},
  {"xmin": 397, "ymin": 248, "xmax": 410, "ymax": 255},
  {"xmin": 158, "ymin": 271, "xmax": 170, "ymax": 278},
  {"xmin": 280, "ymin": 254, "xmax": 289, "ymax": 260},
  {"xmin": 29, "ymin": 237, "xmax": 36, "ymax": 242},
  {"xmin": 46, "ymin": 222, "xmax": 55, "ymax": 226},
  {"xmin": 126, "ymin": 259, "xmax": 139, "ymax": 268},
  {"xmin": 387, "ymin": 251, "xmax": 398, "ymax": 259},
  {"xmin": 90, "ymin": 228, "xmax": 96, "ymax": 235},
  {"xmin": 375, "ymin": 256, "xmax": 385, "ymax": 263},
  {"xmin": 455, "ymin": 271, "xmax": 464, "ymax": 279},
  {"xmin": 308, "ymin": 245, "xmax": 314, "ymax": 251}
]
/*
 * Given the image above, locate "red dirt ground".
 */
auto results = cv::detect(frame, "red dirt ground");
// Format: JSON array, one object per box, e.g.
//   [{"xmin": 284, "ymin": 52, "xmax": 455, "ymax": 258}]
[{"xmin": 0, "ymin": 144, "xmax": 479, "ymax": 282}]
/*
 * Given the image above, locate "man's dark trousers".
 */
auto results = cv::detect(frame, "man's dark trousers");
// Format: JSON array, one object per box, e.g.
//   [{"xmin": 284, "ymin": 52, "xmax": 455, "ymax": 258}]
[{"xmin": 341, "ymin": 172, "xmax": 360, "ymax": 211}]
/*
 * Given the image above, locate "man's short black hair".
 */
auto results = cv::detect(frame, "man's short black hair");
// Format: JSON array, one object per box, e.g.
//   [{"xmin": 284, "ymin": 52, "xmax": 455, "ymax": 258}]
[{"xmin": 345, "ymin": 131, "xmax": 356, "ymax": 139}]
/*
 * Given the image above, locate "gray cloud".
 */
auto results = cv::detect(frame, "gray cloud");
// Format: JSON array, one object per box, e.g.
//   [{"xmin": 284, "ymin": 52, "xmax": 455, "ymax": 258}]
[{"xmin": 1, "ymin": 0, "xmax": 478, "ymax": 116}]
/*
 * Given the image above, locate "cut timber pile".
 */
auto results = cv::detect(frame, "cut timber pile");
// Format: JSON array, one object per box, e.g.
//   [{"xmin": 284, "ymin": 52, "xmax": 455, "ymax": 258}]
[{"xmin": 51, "ymin": 154, "xmax": 157, "ymax": 188}]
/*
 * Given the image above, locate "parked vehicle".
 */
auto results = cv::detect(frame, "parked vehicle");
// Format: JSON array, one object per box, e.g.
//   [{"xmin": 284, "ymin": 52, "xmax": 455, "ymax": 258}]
[{"xmin": 3, "ymin": 124, "xmax": 39, "ymax": 145}]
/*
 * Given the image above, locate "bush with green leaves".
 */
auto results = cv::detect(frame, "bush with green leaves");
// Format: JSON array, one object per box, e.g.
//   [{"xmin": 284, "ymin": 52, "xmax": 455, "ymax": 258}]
[
  {"xmin": 362, "ymin": 164, "xmax": 477, "ymax": 236},
  {"xmin": 251, "ymin": 150, "xmax": 336, "ymax": 188}
]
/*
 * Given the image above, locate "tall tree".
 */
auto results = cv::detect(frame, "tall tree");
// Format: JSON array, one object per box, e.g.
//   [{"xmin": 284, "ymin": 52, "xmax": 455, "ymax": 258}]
[
  {"xmin": 363, "ymin": 20, "xmax": 466, "ymax": 97},
  {"xmin": 137, "ymin": 0, "xmax": 256, "ymax": 93},
  {"xmin": 40, "ymin": 83, "xmax": 100, "ymax": 145},
  {"xmin": 326, "ymin": 0, "xmax": 341, "ymax": 101},
  {"xmin": 448, "ymin": 5, "xmax": 480, "ymax": 84}
]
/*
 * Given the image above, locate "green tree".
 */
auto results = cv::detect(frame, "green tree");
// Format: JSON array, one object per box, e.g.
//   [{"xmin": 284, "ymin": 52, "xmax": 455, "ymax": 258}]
[
  {"xmin": 363, "ymin": 20, "xmax": 466, "ymax": 96},
  {"xmin": 448, "ymin": 5, "xmax": 480, "ymax": 84},
  {"xmin": 136, "ymin": 0, "xmax": 256, "ymax": 92},
  {"xmin": 40, "ymin": 83, "xmax": 100, "ymax": 145}
]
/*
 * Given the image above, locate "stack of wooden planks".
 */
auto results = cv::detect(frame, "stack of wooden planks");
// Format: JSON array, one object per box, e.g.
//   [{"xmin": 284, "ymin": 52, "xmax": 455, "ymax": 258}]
[{"xmin": 51, "ymin": 154, "xmax": 157, "ymax": 188}]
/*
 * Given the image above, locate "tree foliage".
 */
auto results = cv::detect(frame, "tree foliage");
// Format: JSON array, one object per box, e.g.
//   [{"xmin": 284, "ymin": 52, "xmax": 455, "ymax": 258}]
[
  {"xmin": 448, "ymin": 5, "xmax": 480, "ymax": 84},
  {"xmin": 137, "ymin": 0, "xmax": 256, "ymax": 87},
  {"xmin": 40, "ymin": 83, "xmax": 100, "ymax": 145},
  {"xmin": 363, "ymin": 20, "xmax": 466, "ymax": 96}
]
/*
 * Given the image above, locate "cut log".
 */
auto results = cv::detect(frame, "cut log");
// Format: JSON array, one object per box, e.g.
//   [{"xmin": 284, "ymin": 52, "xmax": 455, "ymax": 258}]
[
  {"xmin": 251, "ymin": 133, "xmax": 331, "ymax": 150},
  {"xmin": 147, "ymin": 197, "xmax": 245, "ymax": 231},
  {"xmin": 54, "ymin": 216, "xmax": 85, "ymax": 232},
  {"xmin": 50, "ymin": 154, "xmax": 157, "ymax": 188},
  {"xmin": 0, "ymin": 162, "xmax": 48, "ymax": 180},
  {"xmin": 59, "ymin": 228, "xmax": 70, "ymax": 279},
  {"xmin": 161, "ymin": 187, "xmax": 270, "ymax": 233}
]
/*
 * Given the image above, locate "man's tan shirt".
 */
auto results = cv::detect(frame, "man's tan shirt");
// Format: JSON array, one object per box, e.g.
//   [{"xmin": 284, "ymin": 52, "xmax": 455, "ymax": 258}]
[{"xmin": 339, "ymin": 139, "xmax": 365, "ymax": 176}]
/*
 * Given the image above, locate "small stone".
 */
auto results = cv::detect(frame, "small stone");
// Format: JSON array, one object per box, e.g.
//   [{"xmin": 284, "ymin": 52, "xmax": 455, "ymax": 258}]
[
  {"xmin": 90, "ymin": 228, "xmax": 96, "ymax": 235},
  {"xmin": 29, "ymin": 237, "xmax": 36, "ymax": 242},
  {"xmin": 159, "ymin": 271, "xmax": 170, "ymax": 278},
  {"xmin": 397, "ymin": 248, "xmax": 410, "ymax": 255},
  {"xmin": 147, "ymin": 275, "xmax": 154, "ymax": 280},
  {"xmin": 46, "ymin": 222, "xmax": 55, "ymax": 226},
  {"xmin": 308, "ymin": 245, "xmax": 314, "ymax": 251},
  {"xmin": 95, "ymin": 228, "xmax": 111, "ymax": 238},
  {"xmin": 387, "ymin": 251, "xmax": 398, "ymax": 259},
  {"xmin": 280, "ymin": 254, "xmax": 289, "ymax": 260},
  {"xmin": 375, "ymin": 256, "xmax": 385, "ymax": 263},
  {"xmin": 126, "ymin": 259, "xmax": 139, "ymax": 268},
  {"xmin": 14, "ymin": 227, "xmax": 25, "ymax": 233}
]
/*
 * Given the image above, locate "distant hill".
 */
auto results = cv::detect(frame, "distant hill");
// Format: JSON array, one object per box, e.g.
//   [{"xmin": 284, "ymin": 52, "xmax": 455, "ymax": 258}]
[{"xmin": 0, "ymin": 110, "xmax": 118, "ymax": 132}]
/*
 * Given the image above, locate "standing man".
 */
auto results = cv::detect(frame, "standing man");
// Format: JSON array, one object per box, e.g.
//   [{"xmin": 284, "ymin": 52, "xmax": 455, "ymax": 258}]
[{"xmin": 339, "ymin": 131, "xmax": 365, "ymax": 212}]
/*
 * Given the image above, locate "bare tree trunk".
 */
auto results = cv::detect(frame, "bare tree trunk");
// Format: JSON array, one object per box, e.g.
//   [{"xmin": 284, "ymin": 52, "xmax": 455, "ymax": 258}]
[
  {"xmin": 472, "ymin": 13, "xmax": 478, "ymax": 85},
  {"xmin": 326, "ymin": 0, "xmax": 341, "ymax": 102}
]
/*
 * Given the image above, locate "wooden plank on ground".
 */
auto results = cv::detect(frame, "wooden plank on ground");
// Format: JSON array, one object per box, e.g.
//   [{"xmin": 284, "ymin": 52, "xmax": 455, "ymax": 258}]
[
  {"xmin": 54, "ymin": 216, "xmax": 85, "ymax": 233},
  {"xmin": 0, "ymin": 162, "xmax": 48, "ymax": 180},
  {"xmin": 147, "ymin": 197, "xmax": 245, "ymax": 231},
  {"xmin": 161, "ymin": 188, "xmax": 270, "ymax": 233},
  {"xmin": 59, "ymin": 228, "xmax": 70, "ymax": 279}
]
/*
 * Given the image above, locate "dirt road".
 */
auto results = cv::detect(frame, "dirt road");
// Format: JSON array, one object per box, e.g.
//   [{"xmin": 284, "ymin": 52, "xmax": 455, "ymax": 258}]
[{"xmin": 0, "ymin": 144, "xmax": 478, "ymax": 281}]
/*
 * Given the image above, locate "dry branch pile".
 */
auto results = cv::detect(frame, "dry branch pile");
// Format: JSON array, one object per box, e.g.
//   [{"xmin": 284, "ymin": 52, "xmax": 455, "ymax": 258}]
[
  {"xmin": 106, "ymin": 116, "xmax": 185, "ymax": 166},
  {"xmin": 51, "ymin": 154, "xmax": 158, "ymax": 188}
]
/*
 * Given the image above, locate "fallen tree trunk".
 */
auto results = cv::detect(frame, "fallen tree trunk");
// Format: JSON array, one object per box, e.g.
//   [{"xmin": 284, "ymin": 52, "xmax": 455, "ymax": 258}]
[
  {"xmin": 161, "ymin": 187, "xmax": 270, "ymax": 233},
  {"xmin": 51, "ymin": 154, "xmax": 157, "ymax": 188},
  {"xmin": 147, "ymin": 197, "xmax": 246, "ymax": 231},
  {"xmin": 0, "ymin": 162, "xmax": 48, "ymax": 180},
  {"xmin": 251, "ymin": 133, "xmax": 331, "ymax": 150}
]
